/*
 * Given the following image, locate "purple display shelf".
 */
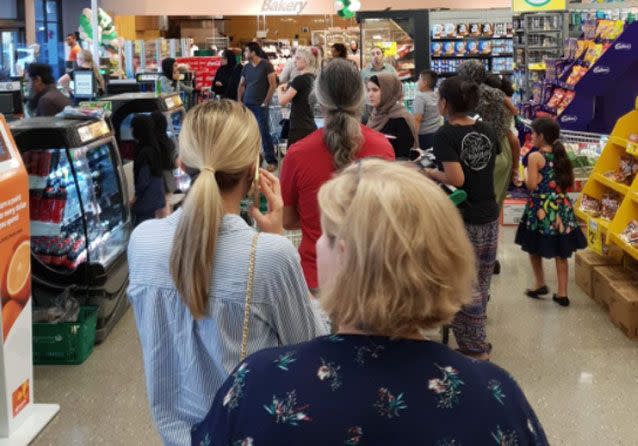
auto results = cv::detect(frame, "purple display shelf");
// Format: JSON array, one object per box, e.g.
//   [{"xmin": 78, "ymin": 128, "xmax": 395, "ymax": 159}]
[{"xmin": 558, "ymin": 22, "xmax": 638, "ymax": 133}]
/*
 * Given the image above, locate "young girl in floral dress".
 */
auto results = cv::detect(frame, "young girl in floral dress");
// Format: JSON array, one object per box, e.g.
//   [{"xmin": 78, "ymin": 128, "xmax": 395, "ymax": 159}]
[{"xmin": 515, "ymin": 118, "xmax": 587, "ymax": 307}]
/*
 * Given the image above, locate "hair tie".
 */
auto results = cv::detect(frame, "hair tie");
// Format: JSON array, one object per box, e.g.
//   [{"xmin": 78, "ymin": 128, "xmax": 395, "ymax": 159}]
[{"xmin": 201, "ymin": 166, "xmax": 216, "ymax": 174}]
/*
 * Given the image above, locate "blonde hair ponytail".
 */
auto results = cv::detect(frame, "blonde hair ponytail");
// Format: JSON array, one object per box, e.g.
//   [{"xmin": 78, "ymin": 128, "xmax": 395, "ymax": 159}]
[{"xmin": 170, "ymin": 100, "xmax": 261, "ymax": 318}]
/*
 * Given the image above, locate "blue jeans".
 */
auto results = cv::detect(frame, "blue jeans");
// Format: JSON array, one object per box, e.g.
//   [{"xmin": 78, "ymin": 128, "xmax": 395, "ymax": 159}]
[{"xmin": 247, "ymin": 104, "xmax": 277, "ymax": 165}]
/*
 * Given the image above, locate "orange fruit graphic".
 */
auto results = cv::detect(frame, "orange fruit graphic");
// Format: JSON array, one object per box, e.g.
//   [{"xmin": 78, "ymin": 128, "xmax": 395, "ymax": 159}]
[
  {"xmin": 2, "ymin": 299, "xmax": 23, "ymax": 340},
  {"xmin": 3, "ymin": 239, "xmax": 31, "ymax": 303}
]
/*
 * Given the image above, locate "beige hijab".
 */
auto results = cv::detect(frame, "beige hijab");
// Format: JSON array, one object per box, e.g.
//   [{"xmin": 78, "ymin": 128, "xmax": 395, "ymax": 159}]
[{"xmin": 367, "ymin": 72, "xmax": 419, "ymax": 148}]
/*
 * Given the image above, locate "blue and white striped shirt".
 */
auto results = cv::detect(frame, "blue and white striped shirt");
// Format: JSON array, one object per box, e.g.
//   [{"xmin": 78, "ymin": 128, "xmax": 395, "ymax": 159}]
[{"xmin": 127, "ymin": 209, "xmax": 328, "ymax": 446}]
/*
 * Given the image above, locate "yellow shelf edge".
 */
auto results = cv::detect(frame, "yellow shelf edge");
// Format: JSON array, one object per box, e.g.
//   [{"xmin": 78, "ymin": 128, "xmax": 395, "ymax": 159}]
[
  {"xmin": 610, "ymin": 233, "xmax": 638, "ymax": 262},
  {"xmin": 575, "ymin": 208, "xmax": 611, "ymax": 230},
  {"xmin": 632, "ymin": 192, "xmax": 638, "ymax": 205},
  {"xmin": 610, "ymin": 136, "xmax": 629, "ymax": 149},
  {"xmin": 593, "ymin": 172, "xmax": 630, "ymax": 195}
]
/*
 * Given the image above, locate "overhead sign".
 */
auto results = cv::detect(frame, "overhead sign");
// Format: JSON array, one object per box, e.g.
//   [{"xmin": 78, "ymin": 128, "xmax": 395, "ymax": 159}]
[
  {"xmin": 261, "ymin": 0, "xmax": 308, "ymax": 14},
  {"xmin": 512, "ymin": 0, "xmax": 566, "ymax": 13}
]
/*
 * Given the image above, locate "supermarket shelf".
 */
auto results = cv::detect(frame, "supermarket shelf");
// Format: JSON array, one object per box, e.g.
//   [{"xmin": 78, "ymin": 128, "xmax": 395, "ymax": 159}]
[
  {"xmin": 593, "ymin": 172, "xmax": 630, "ymax": 195},
  {"xmin": 546, "ymin": 79, "xmax": 575, "ymax": 91},
  {"xmin": 575, "ymin": 208, "xmax": 611, "ymax": 231},
  {"xmin": 432, "ymin": 53, "xmax": 512, "ymax": 59},
  {"xmin": 611, "ymin": 233, "xmax": 638, "ymax": 262},
  {"xmin": 527, "ymin": 29, "xmax": 562, "ymax": 34},
  {"xmin": 610, "ymin": 136, "xmax": 629, "ymax": 149},
  {"xmin": 527, "ymin": 45, "xmax": 560, "ymax": 50},
  {"xmin": 431, "ymin": 36, "xmax": 514, "ymax": 42}
]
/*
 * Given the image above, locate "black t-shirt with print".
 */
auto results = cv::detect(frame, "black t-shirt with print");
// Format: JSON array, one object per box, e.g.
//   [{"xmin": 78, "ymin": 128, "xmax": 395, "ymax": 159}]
[
  {"xmin": 433, "ymin": 121, "xmax": 501, "ymax": 225},
  {"xmin": 290, "ymin": 73, "xmax": 316, "ymax": 131}
]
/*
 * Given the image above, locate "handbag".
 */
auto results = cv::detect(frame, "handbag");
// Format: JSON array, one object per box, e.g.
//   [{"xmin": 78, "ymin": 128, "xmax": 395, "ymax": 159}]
[{"xmin": 240, "ymin": 232, "xmax": 260, "ymax": 361}]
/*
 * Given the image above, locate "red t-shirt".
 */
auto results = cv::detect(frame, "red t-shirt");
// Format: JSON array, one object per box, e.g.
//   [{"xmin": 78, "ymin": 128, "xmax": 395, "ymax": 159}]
[{"xmin": 280, "ymin": 125, "xmax": 395, "ymax": 289}]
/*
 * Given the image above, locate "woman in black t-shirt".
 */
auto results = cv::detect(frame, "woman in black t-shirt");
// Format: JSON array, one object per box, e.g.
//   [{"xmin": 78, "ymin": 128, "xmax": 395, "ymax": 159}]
[
  {"xmin": 422, "ymin": 76, "xmax": 500, "ymax": 361},
  {"xmin": 367, "ymin": 72, "xmax": 418, "ymax": 159},
  {"xmin": 278, "ymin": 47, "xmax": 317, "ymax": 146}
]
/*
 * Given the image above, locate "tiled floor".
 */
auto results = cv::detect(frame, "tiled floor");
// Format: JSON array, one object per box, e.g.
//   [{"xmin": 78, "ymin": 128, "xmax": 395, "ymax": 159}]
[{"xmin": 32, "ymin": 228, "xmax": 638, "ymax": 445}]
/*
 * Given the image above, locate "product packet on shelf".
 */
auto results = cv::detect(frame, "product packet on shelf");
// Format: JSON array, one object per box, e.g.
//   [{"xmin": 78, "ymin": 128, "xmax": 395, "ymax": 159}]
[
  {"xmin": 620, "ymin": 220, "xmax": 638, "ymax": 246},
  {"xmin": 584, "ymin": 43, "xmax": 604, "ymax": 66},
  {"xmin": 457, "ymin": 23, "xmax": 469, "ymax": 37},
  {"xmin": 576, "ymin": 40, "xmax": 590, "ymax": 60},
  {"xmin": 558, "ymin": 91, "xmax": 576, "ymax": 114},
  {"xmin": 547, "ymin": 89, "xmax": 566, "ymax": 109},
  {"xmin": 444, "ymin": 23, "xmax": 456, "ymax": 38},
  {"xmin": 580, "ymin": 194, "xmax": 601, "ymax": 217},
  {"xmin": 482, "ymin": 23, "xmax": 494, "ymax": 37},
  {"xmin": 600, "ymin": 192, "xmax": 621, "ymax": 220},
  {"xmin": 469, "ymin": 23, "xmax": 481, "ymax": 37},
  {"xmin": 455, "ymin": 41, "xmax": 468, "ymax": 56},
  {"xmin": 565, "ymin": 38, "xmax": 579, "ymax": 60},
  {"xmin": 566, "ymin": 66, "xmax": 588, "ymax": 85},
  {"xmin": 443, "ymin": 42, "xmax": 455, "ymax": 56},
  {"xmin": 478, "ymin": 41, "xmax": 492, "ymax": 55},
  {"xmin": 432, "ymin": 24, "xmax": 444, "ymax": 39},
  {"xmin": 467, "ymin": 40, "xmax": 479, "ymax": 55},
  {"xmin": 431, "ymin": 42, "xmax": 443, "ymax": 57}
]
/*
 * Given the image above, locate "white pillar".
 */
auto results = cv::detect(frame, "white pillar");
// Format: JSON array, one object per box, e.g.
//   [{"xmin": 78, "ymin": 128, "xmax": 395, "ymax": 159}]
[
  {"xmin": 25, "ymin": 0, "xmax": 36, "ymax": 45},
  {"xmin": 91, "ymin": 0, "xmax": 99, "ymax": 62}
]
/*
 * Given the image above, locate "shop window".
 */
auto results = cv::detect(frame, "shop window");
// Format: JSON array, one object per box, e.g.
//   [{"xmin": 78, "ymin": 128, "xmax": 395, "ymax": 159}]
[{"xmin": 35, "ymin": 0, "xmax": 63, "ymax": 77}]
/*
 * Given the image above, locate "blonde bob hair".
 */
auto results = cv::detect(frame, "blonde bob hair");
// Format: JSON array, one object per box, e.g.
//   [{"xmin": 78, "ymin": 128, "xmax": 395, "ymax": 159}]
[
  {"xmin": 318, "ymin": 159, "xmax": 475, "ymax": 336},
  {"xmin": 295, "ymin": 46, "xmax": 316, "ymax": 71},
  {"xmin": 170, "ymin": 100, "xmax": 261, "ymax": 318}
]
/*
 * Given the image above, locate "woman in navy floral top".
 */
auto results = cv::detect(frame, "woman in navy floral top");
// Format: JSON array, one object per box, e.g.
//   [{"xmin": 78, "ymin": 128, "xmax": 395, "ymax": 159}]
[{"xmin": 192, "ymin": 160, "xmax": 548, "ymax": 446}]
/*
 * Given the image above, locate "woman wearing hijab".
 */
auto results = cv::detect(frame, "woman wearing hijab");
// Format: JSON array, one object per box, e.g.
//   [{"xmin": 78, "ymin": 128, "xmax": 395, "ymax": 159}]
[
  {"xmin": 367, "ymin": 72, "xmax": 418, "ymax": 160},
  {"xmin": 212, "ymin": 49, "xmax": 242, "ymax": 99}
]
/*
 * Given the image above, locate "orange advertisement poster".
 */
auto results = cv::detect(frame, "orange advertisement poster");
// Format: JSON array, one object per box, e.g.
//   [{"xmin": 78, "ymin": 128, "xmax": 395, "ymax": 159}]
[
  {"xmin": 11, "ymin": 378, "xmax": 30, "ymax": 417},
  {"xmin": 0, "ymin": 114, "xmax": 31, "ymax": 345}
]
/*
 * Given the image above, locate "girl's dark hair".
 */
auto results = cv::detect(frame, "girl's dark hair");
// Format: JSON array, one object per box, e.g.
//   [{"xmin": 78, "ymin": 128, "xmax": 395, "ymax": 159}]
[
  {"xmin": 438, "ymin": 76, "xmax": 479, "ymax": 114},
  {"xmin": 485, "ymin": 74, "xmax": 502, "ymax": 90},
  {"xmin": 222, "ymin": 49, "xmax": 237, "ymax": 67},
  {"xmin": 485, "ymin": 74, "xmax": 515, "ymax": 97},
  {"xmin": 150, "ymin": 111, "xmax": 176, "ymax": 171},
  {"xmin": 161, "ymin": 58, "xmax": 176, "ymax": 87},
  {"xmin": 132, "ymin": 114, "xmax": 163, "ymax": 178},
  {"xmin": 532, "ymin": 117, "xmax": 574, "ymax": 191},
  {"xmin": 331, "ymin": 43, "xmax": 348, "ymax": 59}
]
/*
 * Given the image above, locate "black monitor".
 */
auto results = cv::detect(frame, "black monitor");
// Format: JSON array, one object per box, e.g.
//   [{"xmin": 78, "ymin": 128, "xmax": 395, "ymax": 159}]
[
  {"xmin": 74, "ymin": 70, "xmax": 95, "ymax": 99},
  {"xmin": 0, "ymin": 81, "xmax": 24, "ymax": 116}
]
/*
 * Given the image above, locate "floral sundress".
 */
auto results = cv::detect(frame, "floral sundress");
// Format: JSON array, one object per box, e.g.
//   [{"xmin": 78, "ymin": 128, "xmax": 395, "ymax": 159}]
[{"xmin": 515, "ymin": 151, "xmax": 587, "ymax": 258}]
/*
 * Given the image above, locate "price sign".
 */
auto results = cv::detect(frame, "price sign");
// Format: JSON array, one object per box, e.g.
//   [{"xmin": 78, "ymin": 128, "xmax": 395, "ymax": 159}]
[{"xmin": 587, "ymin": 217, "xmax": 604, "ymax": 255}]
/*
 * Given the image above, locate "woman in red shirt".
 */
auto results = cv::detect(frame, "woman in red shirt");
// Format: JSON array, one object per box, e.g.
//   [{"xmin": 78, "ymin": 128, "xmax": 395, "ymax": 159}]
[{"xmin": 280, "ymin": 59, "xmax": 395, "ymax": 292}]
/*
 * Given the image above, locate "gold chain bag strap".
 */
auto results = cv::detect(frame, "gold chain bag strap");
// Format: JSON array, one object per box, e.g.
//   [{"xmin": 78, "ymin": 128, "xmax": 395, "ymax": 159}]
[{"xmin": 240, "ymin": 233, "xmax": 260, "ymax": 361}]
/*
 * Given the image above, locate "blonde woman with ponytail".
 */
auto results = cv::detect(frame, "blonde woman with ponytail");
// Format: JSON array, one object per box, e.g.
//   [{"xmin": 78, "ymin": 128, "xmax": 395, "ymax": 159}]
[
  {"xmin": 58, "ymin": 49, "xmax": 105, "ymax": 95},
  {"xmin": 127, "ymin": 100, "xmax": 327, "ymax": 446},
  {"xmin": 280, "ymin": 59, "xmax": 395, "ymax": 292}
]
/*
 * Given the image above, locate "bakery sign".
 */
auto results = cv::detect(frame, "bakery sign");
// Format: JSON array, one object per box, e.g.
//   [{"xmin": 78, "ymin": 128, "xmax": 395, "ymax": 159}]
[{"xmin": 261, "ymin": 0, "xmax": 308, "ymax": 14}]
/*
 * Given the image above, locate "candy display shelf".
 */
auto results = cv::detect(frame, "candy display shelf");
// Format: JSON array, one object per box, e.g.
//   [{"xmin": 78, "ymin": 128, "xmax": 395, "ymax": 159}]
[
  {"xmin": 554, "ymin": 22, "xmax": 638, "ymax": 133},
  {"xmin": 576, "ymin": 97, "xmax": 638, "ymax": 260}
]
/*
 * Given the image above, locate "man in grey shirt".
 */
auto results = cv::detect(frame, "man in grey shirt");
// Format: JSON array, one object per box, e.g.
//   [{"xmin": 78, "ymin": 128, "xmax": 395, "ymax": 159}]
[
  {"xmin": 26, "ymin": 63, "xmax": 71, "ymax": 117},
  {"xmin": 360, "ymin": 46, "xmax": 397, "ymax": 82},
  {"xmin": 413, "ymin": 69, "xmax": 442, "ymax": 149},
  {"xmin": 238, "ymin": 42, "xmax": 278, "ymax": 171}
]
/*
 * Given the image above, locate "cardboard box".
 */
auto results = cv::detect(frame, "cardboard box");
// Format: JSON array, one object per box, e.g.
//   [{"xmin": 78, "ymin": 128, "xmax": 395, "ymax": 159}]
[
  {"xmin": 592, "ymin": 265, "xmax": 638, "ymax": 310},
  {"xmin": 500, "ymin": 199, "xmax": 527, "ymax": 226},
  {"xmin": 608, "ymin": 281, "xmax": 638, "ymax": 339},
  {"xmin": 575, "ymin": 249, "xmax": 624, "ymax": 297}
]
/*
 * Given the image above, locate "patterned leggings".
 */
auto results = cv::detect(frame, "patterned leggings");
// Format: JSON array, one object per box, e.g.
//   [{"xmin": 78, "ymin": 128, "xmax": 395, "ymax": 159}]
[{"xmin": 452, "ymin": 220, "xmax": 499, "ymax": 355}]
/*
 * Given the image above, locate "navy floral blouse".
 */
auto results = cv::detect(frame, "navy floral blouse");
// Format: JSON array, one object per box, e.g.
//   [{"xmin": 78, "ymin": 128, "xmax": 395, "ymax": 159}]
[{"xmin": 192, "ymin": 335, "xmax": 548, "ymax": 446}]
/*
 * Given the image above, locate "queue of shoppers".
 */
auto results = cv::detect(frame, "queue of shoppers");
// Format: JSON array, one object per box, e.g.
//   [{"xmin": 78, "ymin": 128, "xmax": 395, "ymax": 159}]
[{"xmin": 115, "ymin": 41, "xmax": 578, "ymax": 445}]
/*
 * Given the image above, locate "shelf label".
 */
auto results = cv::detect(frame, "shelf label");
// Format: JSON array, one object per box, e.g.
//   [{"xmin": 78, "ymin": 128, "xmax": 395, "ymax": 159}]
[
  {"xmin": 627, "ymin": 142, "xmax": 638, "ymax": 157},
  {"xmin": 513, "ymin": 0, "xmax": 566, "ymax": 13},
  {"xmin": 587, "ymin": 217, "xmax": 604, "ymax": 255}
]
